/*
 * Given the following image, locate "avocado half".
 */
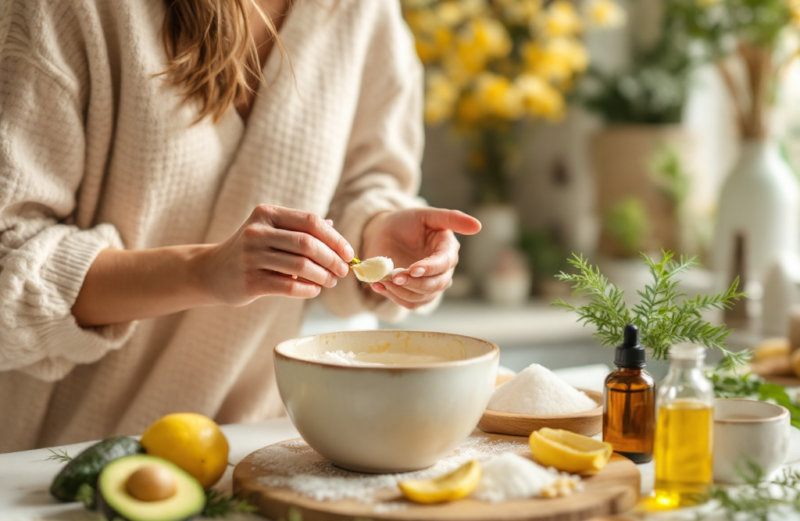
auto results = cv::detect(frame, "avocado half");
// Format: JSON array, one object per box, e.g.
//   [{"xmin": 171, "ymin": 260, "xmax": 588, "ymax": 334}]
[{"xmin": 96, "ymin": 454, "xmax": 205, "ymax": 521}]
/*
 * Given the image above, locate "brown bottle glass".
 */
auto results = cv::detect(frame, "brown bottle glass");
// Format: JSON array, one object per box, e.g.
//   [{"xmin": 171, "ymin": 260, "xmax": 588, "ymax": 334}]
[{"xmin": 603, "ymin": 324, "xmax": 655, "ymax": 463}]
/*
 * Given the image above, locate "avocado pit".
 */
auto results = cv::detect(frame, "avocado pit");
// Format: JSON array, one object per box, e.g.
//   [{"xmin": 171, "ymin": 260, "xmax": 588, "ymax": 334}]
[{"xmin": 126, "ymin": 464, "xmax": 177, "ymax": 501}]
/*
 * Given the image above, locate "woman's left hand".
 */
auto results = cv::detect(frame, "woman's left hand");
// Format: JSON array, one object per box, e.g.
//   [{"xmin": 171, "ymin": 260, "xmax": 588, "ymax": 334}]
[{"xmin": 359, "ymin": 208, "xmax": 481, "ymax": 309}]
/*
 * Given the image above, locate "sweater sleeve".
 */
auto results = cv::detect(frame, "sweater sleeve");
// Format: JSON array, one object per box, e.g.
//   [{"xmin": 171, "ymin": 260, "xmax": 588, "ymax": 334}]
[
  {"xmin": 0, "ymin": 47, "xmax": 134, "ymax": 381},
  {"xmin": 321, "ymin": 2, "xmax": 427, "ymax": 322}
]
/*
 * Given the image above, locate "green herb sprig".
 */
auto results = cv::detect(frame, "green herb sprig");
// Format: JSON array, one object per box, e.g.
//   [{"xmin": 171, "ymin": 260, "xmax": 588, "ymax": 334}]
[
  {"xmin": 44, "ymin": 448, "xmax": 73, "ymax": 463},
  {"xmin": 554, "ymin": 251, "xmax": 747, "ymax": 367},
  {"xmin": 202, "ymin": 489, "xmax": 257, "ymax": 518},
  {"xmin": 709, "ymin": 462, "xmax": 800, "ymax": 521}
]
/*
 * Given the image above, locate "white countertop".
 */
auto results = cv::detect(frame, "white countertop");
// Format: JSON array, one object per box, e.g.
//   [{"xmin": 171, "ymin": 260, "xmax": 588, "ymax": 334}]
[{"xmin": 3, "ymin": 366, "xmax": 800, "ymax": 521}]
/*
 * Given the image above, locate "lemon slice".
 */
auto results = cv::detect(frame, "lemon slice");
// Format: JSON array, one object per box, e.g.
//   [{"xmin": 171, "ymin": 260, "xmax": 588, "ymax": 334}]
[
  {"xmin": 398, "ymin": 459, "xmax": 482, "ymax": 504},
  {"xmin": 529, "ymin": 428, "xmax": 612, "ymax": 474},
  {"xmin": 351, "ymin": 256, "xmax": 394, "ymax": 283}
]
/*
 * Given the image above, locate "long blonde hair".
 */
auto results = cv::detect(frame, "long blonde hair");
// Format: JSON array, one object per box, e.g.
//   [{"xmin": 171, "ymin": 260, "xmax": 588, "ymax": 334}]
[{"xmin": 160, "ymin": 0, "xmax": 285, "ymax": 123}]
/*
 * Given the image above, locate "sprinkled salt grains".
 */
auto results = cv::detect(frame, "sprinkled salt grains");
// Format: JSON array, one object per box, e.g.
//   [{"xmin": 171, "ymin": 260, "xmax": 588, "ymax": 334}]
[
  {"xmin": 488, "ymin": 363, "xmax": 597, "ymax": 415},
  {"xmin": 253, "ymin": 435, "xmax": 524, "ymax": 503},
  {"xmin": 471, "ymin": 453, "xmax": 582, "ymax": 502}
]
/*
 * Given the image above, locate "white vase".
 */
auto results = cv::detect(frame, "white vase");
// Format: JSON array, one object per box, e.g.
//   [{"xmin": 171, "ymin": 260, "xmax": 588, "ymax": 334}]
[
  {"xmin": 712, "ymin": 140, "xmax": 800, "ymax": 291},
  {"xmin": 463, "ymin": 204, "xmax": 520, "ymax": 286}
]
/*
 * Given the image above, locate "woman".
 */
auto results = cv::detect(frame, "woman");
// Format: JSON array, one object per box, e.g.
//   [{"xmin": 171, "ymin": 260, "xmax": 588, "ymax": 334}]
[{"xmin": 0, "ymin": 0, "xmax": 480, "ymax": 452}]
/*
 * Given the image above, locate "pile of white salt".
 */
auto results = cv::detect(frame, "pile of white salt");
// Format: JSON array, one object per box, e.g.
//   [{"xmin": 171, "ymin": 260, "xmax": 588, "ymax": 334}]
[
  {"xmin": 471, "ymin": 452, "xmax": 581, "ymax": 502},
  {"xmin": 488, "ymin": 363, "xmax": 597, "ymax": 415}
]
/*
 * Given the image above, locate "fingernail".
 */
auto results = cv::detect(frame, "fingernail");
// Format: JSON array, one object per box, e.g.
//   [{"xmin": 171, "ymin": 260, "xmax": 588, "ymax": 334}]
[
  {"xmin": 330, "ymin": 278, "xmax": 338, "ymax": 287},
  {"xmin": 410, "ymin": 267, "xmax": 425, "ymax": 277},
  {"xmin": 393, "ymin": 274, "xmax": 408, "ymax": 286},
  {"xmin": 373, "ymin": 282, "xmax": 385, "ymax": 292},
  {"xmin": 344, "ymin": 244, "xmax": 355, "ymax": 261},
  {"xmin": 325, "ymin": 218, "xmax": 334, "ymax": 226}
]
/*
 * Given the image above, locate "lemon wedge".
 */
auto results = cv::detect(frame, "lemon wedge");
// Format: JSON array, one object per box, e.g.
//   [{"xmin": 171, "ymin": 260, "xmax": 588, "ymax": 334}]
[
  {"xmin": 351, "ymin": 256, "xmax": 394, "ymax": 283},
  {"xmin": 529, "ymin": 428, "xmax": 612, "ymax": 475},
  {"xmin": 398, "ymin": 459, "xmax": 482, "ymax": 504}
]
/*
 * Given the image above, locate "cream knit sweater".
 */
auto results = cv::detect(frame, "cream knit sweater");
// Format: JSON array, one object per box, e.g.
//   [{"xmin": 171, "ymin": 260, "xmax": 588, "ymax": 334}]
[{"xmin": 0, "ymin": 0, "xmax": 424, "ymax": 452}]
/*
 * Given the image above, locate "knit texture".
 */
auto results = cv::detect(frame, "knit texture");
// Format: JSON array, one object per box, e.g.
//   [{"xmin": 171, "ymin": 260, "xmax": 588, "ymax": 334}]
[{"xmin": 0, "ymin": 0, "xmax": 424, "ymax": 452}]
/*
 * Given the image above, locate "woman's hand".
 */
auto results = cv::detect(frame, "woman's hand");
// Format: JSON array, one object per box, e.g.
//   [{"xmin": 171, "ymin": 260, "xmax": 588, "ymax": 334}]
[
  {"xmin": 203, "ymin": 205, "xmax": 354, "ymax": 305},
  {"xmin": 359, "ymin": 208, "xmax": 481, "ymax": 309}
]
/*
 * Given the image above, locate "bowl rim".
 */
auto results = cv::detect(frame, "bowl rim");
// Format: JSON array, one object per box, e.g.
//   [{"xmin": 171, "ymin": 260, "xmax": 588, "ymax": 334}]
[
  {"xmin": 713, "ymin": 398, "xmax": 790, "ymax": 424},
  {"xmin": 274, "ymin": 329, "xmax": 499, "ymax": 370}
]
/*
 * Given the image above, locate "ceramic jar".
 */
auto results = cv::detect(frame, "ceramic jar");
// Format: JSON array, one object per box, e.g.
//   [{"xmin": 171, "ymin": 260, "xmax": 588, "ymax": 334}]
[{"xmin": 713, "ymin": 140, "xmax": 800, "ymax": 289}]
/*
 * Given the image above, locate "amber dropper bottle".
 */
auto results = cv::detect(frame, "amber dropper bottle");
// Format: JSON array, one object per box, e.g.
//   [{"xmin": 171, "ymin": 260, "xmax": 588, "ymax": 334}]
[{"xmin": 603, "ymin": 324, "xmax": 655, "ymax": 463}]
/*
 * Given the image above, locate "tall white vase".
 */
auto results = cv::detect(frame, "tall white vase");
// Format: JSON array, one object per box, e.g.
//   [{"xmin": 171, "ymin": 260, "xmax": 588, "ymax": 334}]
[
  {"xmin": 712, "ymin": 140, "xmax": 800, "ymax": 291},
  {"xmin": 463, "ymin": 204, "xmax": 520, "ymax": 282}
]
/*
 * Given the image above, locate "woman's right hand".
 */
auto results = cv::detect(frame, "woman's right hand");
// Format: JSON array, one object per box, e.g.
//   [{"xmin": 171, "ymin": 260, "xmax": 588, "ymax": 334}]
[{"xmin": 201, "ymin": 204, "xmax": 354, "ymax": 306}]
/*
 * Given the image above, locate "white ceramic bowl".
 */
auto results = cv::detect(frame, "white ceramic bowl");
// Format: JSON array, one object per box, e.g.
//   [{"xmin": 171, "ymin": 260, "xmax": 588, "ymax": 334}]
[
  {"xmin": 713, "ymin": 398, "xmax": 790, "ymax": 483},
  {"xmin": 274, "ymin": 330, "xmax": 499, "ymax": 473}
]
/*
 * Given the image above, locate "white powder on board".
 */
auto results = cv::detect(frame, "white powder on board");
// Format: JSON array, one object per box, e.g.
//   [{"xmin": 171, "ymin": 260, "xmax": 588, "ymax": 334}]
[
  {"xmin": 252, "ymin": 435, "xmax": 525, "ymax": 504},
  {"xmin": 471, "ymin": 452, "xmax": 569, "ymax": 502},
  {"xmin": 487, "ymin": 363, "xmax": 597, "ymax": 415}
]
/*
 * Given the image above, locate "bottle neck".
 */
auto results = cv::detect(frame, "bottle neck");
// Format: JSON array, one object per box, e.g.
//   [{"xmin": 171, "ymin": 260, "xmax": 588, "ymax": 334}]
[
  {"xmin": 668, "ymin": 358, "xmax": 704, "ymax": 370},
  {"xmin": 614, "ymin": 366, "xmax": 643, "ymax": 374}
]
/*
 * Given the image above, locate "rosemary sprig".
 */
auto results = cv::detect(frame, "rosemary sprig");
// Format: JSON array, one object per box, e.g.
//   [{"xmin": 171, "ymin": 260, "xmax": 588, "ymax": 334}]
[
  {"xmin": 44, "ymin": 448, "xmax": 73, "ymax": 463},
  {"xmin": 709, "ymin": 463, "xmax": 800, "ymax": 521},
  {"xmin": 554, "ymin": 251, "xmax": 746, "ymax": 366},
  {"xmin": 202, "ymin": 489, "xmax": 257, "ymax": 518}
]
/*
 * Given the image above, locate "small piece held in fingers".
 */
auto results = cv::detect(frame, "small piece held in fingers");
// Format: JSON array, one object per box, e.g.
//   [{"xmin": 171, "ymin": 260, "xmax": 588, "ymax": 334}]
[{"xmin": 351, "ymin": 256, "xmax": 394, "ymax": 283}]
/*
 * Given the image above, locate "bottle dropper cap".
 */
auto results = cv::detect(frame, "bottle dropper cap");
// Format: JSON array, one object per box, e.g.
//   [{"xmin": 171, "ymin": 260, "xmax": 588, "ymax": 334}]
[{"xmin": 614, "ymin": 324, "xmax": 646, "ymax": 368}]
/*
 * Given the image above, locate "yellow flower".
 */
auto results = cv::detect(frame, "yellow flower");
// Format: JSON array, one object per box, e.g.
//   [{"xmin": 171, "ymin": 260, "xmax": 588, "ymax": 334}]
[
  {"xmin": 436, "ymin": 1, "xmax": 466, "ymax": 27},
  {"xmin": 424, "ymin": 72, "xmax": 459, "ymax": 125},
  {"xmin": 405, "ymin": 9, "xmax": 439, "ymax": 36},
  {"xmin": 415, "ymin": 39, "xmax": 439, "ymax": 64},
  {"xmin": 585, "ymin": 0, "xmax": 626, "ymax": 28},
  {"xmin": 541, "ymin": 0, "xmax": 583, "ymax": 37},
  {"xmin": 460, "ymin": 0, "xmax": 490, "ymax": 18},
  {"xmin": 523, "ymin": 38, "xmax": 588, "ymax": 83},
  {"xmin": 442, "ymin": 53, "xmax": 472, "ymax": 87},
  {"xmin": 789, "ymin": 0, "xmax": 800, "ymax": 28},
  {"xmin": 474, "ymin": 72, "xmax": 524, "ymax": 120},
  {"xmin": 515, "ymin": 74, "xmax": 565, "ymax": 121},
  {"xmin": 453, "ymin": 17, "xmax": 511, "ymax": 74},
  {"xmin": 502, "ymin": 0, "xmax": 543, "ymax": 25}
]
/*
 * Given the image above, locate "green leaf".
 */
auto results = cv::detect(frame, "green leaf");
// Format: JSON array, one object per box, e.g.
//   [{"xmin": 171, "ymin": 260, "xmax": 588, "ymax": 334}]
[
  {"xmin": 553, "ymin": 251, "xmax": 745, "ymax": 363},
  {"xmin": 202, "ymin": 489, "xmax": 257, "ymax": 518}
]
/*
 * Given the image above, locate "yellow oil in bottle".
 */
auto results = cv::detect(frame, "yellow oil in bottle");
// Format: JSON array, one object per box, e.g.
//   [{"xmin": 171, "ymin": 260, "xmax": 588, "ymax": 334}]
[{"xmin": 652, "ymin": 399, "xmax": 713, "ymax": 508}]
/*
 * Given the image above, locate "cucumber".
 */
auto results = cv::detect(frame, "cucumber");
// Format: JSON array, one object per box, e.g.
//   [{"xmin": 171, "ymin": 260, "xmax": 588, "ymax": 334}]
[{"xmin": 50, "ymin": 435, "xmax": 144, "ymax": 503}]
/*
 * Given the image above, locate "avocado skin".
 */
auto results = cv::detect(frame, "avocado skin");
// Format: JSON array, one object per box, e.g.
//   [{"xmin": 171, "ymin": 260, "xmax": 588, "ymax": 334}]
[
  {"xmin": 96, "ymin": 488, "xmax": 201, "ymax": 521},
  {"xmin": 50, "ymin": 436, "xmax": 144, "ymax": 502},
  {"xmin": 96, "ymin": 454, "xmax": 205, "ymax": 521}
]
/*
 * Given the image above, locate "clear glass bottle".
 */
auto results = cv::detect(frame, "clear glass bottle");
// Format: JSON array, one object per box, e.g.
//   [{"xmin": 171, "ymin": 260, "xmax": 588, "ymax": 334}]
[
  {"xmin": 652, "ymin": 343, "xmax": 714, "ymax": 509},
  {"xmin": 603, "ymin": 324, "xmax": 655, "ymax": 463}
]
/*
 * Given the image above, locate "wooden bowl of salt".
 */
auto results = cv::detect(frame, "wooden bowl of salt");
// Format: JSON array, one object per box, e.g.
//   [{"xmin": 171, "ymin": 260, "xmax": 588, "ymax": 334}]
[{"xmin": 478, "ymin": 364, "xmax": 603, "ymax": 437}]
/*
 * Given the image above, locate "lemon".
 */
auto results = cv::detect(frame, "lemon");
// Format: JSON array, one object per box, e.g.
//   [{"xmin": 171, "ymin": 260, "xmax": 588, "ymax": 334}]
[
  {"xmin": 398, "ymin": 459, "xmax": 481, "ymax": 504},
  {"xmin": 529, "ymin": 427, "xmax": 612, "ymax": 474},
  {"xmin": 140, "ymin": 412, "xmax": 229, "ymax": 488},
  {"xmin": 752, "ymin": 337, "xmax": 790, "ymax": 361}
]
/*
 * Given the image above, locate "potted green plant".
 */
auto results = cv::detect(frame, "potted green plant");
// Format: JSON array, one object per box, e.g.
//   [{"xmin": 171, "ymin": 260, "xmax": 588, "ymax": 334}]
[{"xmin": 579, "ymin": 1, "xmax": 698, "ymax": 260}]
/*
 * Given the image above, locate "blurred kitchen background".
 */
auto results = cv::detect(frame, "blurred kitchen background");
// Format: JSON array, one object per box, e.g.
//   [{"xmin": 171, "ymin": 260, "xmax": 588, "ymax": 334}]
[{"xmin": 305, "ymin": 0, "xmax": 800, "ymax": 377}]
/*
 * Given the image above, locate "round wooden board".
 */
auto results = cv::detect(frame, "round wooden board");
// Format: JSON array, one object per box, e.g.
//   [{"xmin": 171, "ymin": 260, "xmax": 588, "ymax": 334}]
[
  {"xmin": 478, "ymin": 389, "xmax": 603, "ymax": 437},
  {"xmin": 233, "ymin": 431, "xmax": 640, "ymax": 521}
]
